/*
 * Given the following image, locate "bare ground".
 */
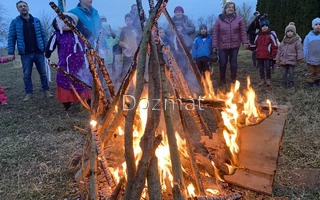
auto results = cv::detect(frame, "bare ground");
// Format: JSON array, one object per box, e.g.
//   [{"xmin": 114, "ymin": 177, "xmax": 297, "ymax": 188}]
[{"xmin": 0, "ymin": 50, "xmax": 319, "ymax": 199}]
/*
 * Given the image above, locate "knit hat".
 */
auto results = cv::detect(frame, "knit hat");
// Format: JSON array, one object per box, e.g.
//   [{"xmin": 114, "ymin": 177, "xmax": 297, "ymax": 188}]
[
  {"xmin": 254, "ymin": 11, "xmax": 260, "ymax": 16},
  {"xmin": 199, "ymin": 24, "xmax": 207, "ymax": 30},
  {"xmin": 174, "ymin": 6, "xmax": 184, "ymax": 13},
  {"xmin": 312, "ymin": 17, "xmax": 320, "ymax": 28},
  {"xmin": 260, "ymin": 19, "xmax": 270, "ymax": 28},
  {"xmin": 285, "ymin": 22, "xmax": 296, "ymax": 34}
]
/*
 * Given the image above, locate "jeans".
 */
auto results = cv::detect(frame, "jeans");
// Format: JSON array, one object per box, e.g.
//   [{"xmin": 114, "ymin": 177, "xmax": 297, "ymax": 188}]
[
  {"xmin": 20, "ymin": 52, "xmax": 49, "ymax": 94},
  {"xmin": 218, "ymin": 48, "xmax": 239, "ymax": 82},
  {"xmin": 257, "ymin": 59, "xmax": 271, "ymax": 79},
  {"xmin": 281, "ymin": 65, "xmax": 294, "ymax": 83}
]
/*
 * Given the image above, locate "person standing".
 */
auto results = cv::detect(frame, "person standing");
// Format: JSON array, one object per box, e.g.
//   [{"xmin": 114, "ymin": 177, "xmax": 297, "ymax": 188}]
[
  {"xmin": 212, "ymin": 1, "xmax": 248, "ymax": 85},
  {"xmin": 7, "ymin": 1, "xmax": 53, "ymax": 101},
  {"xmin": 275, "ymin": 22, "xmax": 303, "ymax": 88},
  {"xmin": 192, "ymin": 24, "xmax": 213, "ymax": 75},
  {"xmin": 69, "ymin": 0, "xmax": 102, "ymax": 47},
  {"xmin": 254, "ymin": 20, "xmax": 278, "ymax": 86},
  {"xmin": 303, "ymin": 17, "xmax": 320, "ymax": 88},
  {"xmin": 45, "ymin": 13, "xmax": 92, "ymax": 111},
  {"xmin": 247, "ymin": 11, "xmax": 261, "ymax": 68}
]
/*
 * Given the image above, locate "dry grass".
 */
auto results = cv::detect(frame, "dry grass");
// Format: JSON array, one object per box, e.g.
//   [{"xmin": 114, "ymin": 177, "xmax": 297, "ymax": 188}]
[{"xmin": 0, "ymin": 50, "xmax": 319, "ymax": 199}]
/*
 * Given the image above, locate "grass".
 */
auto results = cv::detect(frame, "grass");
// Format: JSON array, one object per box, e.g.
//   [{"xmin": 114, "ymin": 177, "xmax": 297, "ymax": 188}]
[{"xmin": 0, "ymin": 50, "xmax": 319, "ymax": 199}]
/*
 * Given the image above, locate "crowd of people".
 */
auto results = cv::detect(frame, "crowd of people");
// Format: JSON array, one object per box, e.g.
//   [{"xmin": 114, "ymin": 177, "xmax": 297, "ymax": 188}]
[{"xmin": 1, "ymin": 0, "xmax": 320, "ymax": 110}]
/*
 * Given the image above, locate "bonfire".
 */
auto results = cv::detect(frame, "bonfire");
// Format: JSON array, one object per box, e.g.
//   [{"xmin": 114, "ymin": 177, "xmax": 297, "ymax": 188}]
[{"xmin": 48, "ymin": 1, "xmax": 287, "ymax": 199}]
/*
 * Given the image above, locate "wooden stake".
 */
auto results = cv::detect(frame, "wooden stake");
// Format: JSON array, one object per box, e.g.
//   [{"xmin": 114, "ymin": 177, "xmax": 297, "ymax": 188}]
[
  {"xmin": 123, "ymin": 1, "xmax": 167, "ymax": 199},
  {"xmin": 68, "ymin": 82, "xmax": 91, "ymax": 112}
]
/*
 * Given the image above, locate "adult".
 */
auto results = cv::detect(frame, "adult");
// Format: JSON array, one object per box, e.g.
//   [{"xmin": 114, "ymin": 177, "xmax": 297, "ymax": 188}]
[
  {"xmin": 212, "ymin": 1, "xmax": 248, "ymax": 84},
  {"xmin": 69, "ymin": 0, "xmax": 102, "ymax": 47},
  {"xmin": 169, "ymin": 5, "xmax": 195, "ymax": 45},
  {"xmin": 129, "ymin": 4, "xmax": 144, "ymax": 35},
  {"xmin": 247, "ymin": 11, "xmax": 261, "ymax": 68},
  {"xmin": 7, "ymin": 1, "xmax": 53, "ymax": 101},
  {"xmin": 167, "ymin": 6, "xmax": 195, "ymax": 76}
]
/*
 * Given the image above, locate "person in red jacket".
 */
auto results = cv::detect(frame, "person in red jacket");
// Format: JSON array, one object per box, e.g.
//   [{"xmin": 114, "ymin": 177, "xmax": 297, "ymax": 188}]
[
  {"xmin": 0, "ymin": 55, "xmax": 15, "ymax": 105},
  {"xmin": 254, "ymin": 19, "xmax": 278, "ymax": 86}
]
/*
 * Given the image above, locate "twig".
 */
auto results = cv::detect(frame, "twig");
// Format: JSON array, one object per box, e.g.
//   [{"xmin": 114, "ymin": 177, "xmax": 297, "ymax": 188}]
[
  {"xmin": 49, "ymin": 61, "xmax": 92, "ymax": 89},
  {"xmin": 68, "ymin": 82, "xmax": 91, "ymax": 112},
  {"xmin": 74, "ymin": 126, "xmax": 89, "ymax": 133}
]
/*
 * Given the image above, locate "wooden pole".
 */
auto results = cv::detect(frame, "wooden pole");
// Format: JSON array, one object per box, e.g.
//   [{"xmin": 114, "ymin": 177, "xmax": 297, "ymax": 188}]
[
  {"xmin": 162, "ymin": 9, "xmax": 204, "ymax": 92},
  {"xmin": 123, "ymin": 1, "xmax": 167, "ymax": 199},
  {"xmin": 130, "ymin": 36, "xmax": 162, "ymax": 200}
]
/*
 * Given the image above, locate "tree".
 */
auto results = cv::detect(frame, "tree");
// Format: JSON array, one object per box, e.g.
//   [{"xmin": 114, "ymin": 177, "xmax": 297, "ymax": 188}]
[
  {"xmin": 38, "ymin": 11, "xmax": 54, "ymax": 39},
  {"xmin": 237, "ymin": 2, "xmax": 255, "ymax": 28},
  {"xmin": 0, "ymin": 2, "xmax": 9, "ymax": 45}
]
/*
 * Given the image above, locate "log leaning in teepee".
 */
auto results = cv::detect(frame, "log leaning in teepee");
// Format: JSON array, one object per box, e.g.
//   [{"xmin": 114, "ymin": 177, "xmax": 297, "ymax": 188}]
[
  {"xmin": 123, "ymin": 1, "xmax": 167, "ymax": 199},
  {"xmin": 49, "ymin": 61, "xmax": 92, "ymax": 89}
]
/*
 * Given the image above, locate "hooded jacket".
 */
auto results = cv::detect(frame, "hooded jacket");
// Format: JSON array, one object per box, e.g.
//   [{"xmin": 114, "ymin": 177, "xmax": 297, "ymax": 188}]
[
  {"xmin": 303, "ymin": 31, "xmax": 320, "ymax": 65},
  {"xmin": 7, "ymin": 15, "xmax": 47, "ymax": 55},
  {"xmin": 212, "ymin": 14, "xmax": 248, "ymax": 49},
  {"xmin": 275, "ymin": 35, "xmax": 303, "ymax": 66},
  {"xmin": 169, "ymin": 14, "xmax": 195, "ymax": 36},
  {"xmin": 254, "ymin": 31, "xmax": 278, "ymax": 59},
  {"xmin": 192, "ymin": 34, "xmax": 212, "ymax": 59}
]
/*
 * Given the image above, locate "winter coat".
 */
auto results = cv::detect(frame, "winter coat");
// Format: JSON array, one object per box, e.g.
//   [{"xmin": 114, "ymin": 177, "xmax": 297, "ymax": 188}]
[
  {"xmin": 247, "ymin": 16, "xmax": 260, "ymax": 44},
  {"xmin": 168, "ymin": 14, "xmax": 195, "ymax": 36},
  {"xmin": 45, "ymin": 31, "xmax": 92, "ymax": 92},
  {"xmin": 7, "ymin": 15, "xmax": 47, "ymax": 55},
  {"xmin": 275, "ymin": 35, "xmax": 303, "ymax": 66},
  {"xmin": 303, "ymin": 31, "xmax": 320, "ymax": 65},
  {"xmin": 192, "ymin": 34, "xmax": 212, "ymax": 59},
  {"xmin": 119, "ymin": 26, "xmax": 139, "ymax": 57},
  {"xmin": 212, "ymin": 14, "xmax": 248, "ymax": 50},
  {"xmin": 69, "ymin": 3, "xmax": 102, "ymax": 46},
  {"xmin": 254, "ymin": 31, "xmax": 278, "ymax": 59}
]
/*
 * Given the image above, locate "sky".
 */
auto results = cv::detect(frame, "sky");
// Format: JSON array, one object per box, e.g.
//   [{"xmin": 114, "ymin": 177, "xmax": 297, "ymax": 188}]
[{"xmin": 1, "ymin": 0, "xmax": 257, "ymax": 29}]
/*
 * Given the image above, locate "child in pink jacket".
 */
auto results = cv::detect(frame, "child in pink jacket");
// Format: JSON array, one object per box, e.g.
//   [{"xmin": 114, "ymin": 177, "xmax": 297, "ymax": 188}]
[
  {"xmin": 275, "ymin": 22, "xmax": 303, "ymax": 88},
  {"xmin": 0, "ymin": 55, "xmax": 15, "ymax": 104}
]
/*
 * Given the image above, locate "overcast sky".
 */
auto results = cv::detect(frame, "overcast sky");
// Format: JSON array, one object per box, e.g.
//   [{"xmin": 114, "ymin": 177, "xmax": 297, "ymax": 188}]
[{"xmin": 2, "ymin": 0, "xmax": 257, "ymax": 28}]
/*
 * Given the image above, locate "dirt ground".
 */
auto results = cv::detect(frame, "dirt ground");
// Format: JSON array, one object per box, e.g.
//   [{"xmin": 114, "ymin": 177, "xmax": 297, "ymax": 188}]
[{"xmin": 0, "ymin": 50, "xmax": 319, "ymax": 200}]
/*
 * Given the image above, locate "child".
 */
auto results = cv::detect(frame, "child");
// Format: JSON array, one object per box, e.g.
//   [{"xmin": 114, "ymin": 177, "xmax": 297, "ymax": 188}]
[
  {"xmin": 45, "ymin": 13, "xmax": 92, "ymax": 111},
  {"xmin": 192, "ymin": 24, "xmax": 213, "ymax": 75},
  {"xmin": 303, "ymin": 17, "xmax": 320, "ymax": 87},
  {"xmin": 101, "ymin": 18, "xmax": 120, "ymax": 82},
  {"xmin": 118, "ymin": 13, "xmax": 140, "ymax": 82},
  {"xmin": 0, "ymin": 55, "xmax": 15, "ymax": 105},
  {"xmin": 158, "ymin": 27, "xmax": 170, "ymax": 47},
  {"xmin": 275, "ymin": 22, "xmax": 303, "ymax": 88},
  {"xmin": 254, "ymin": 19, "xmax": 278, "ymax": 86}
]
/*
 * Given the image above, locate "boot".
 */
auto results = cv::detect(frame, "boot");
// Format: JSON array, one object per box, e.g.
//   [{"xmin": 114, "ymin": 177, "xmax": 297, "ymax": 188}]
[
  {"xmin": 23, "ymin": 94, "xmax": 32, "ymax": 101},
  {"xmin": 288, "ymin": 81, "xmax": 294, "ymax": 88},
  {"xmin": 258, "ymin": 79, "xmax": 265, "ymax": 86},
  {"xmin": 63, "ymin": 102, "xmax": 71, "ymax": 111},
  {"xmin": 307, "ymin": 82, "xmax": 314, "ymax": 88},
  {"xmin": 315, "ymin": 80, "xmax": 320, "ymax": 87},
  {"xmin": 280, "ymin": 81, "xmax": 287, "ymax": 88},
  {"xmin": 44, "ymin": 91, "xmax": 53, "ymax": 98},
  {"xmin": 266, "ymin": 79, "xmax": 272, "ymax": 86}
]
